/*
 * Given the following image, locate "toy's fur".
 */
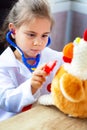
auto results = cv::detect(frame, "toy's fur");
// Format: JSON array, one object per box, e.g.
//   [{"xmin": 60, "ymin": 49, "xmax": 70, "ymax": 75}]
[
  {"xmin": 51, "ymin": 66, "xmax": 87, "ymax": 118},
  {"xmin": 38, "ymin": 30, "xmax": 87, "ymax": 118}
]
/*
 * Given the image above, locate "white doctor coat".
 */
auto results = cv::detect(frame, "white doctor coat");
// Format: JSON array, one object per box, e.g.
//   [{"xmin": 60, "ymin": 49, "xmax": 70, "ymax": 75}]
[{"xmin": 0, "ymin": 47, "xmax": 63, "ymax": 121}]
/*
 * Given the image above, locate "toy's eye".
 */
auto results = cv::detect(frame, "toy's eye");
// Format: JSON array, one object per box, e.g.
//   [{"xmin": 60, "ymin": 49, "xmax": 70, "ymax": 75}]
[{"xmin": 74, "ymin": 37, "xmax": 81, "ymax": 45}]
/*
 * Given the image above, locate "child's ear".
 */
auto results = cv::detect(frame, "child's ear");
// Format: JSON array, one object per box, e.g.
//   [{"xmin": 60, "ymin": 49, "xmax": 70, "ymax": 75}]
[{"xmin": 8, "ymin": 23, "xmax": 16, "ymax": 39}]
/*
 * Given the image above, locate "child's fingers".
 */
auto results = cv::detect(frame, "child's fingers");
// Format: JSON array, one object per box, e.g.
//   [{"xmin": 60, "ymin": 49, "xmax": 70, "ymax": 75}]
[
  {"xmin": 32, "ymin": 67, "xmax": 47, "ymax": 76},
  {"xmin": 32, "ymin": 74, "xmax": 46, "ymax": 83}
]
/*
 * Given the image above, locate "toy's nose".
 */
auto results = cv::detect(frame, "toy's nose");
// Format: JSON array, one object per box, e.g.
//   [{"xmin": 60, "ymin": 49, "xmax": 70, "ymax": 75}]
[{"xmin": 63, "ymin": 42, "xmax": 74, "ymax": 63}]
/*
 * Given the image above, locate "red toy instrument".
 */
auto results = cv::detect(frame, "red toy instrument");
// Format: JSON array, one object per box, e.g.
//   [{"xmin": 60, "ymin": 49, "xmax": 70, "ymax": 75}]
[{"xmin": 43, "ymin": 60, "xmax": 57, "ymax": 74}]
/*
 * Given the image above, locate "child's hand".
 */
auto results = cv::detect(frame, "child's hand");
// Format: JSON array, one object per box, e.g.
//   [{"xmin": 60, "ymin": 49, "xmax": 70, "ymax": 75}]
[
  {"xmin": 31, "ymin": 60, "xmax": 57, "ymax": 94},
  {"xmin": 31, "ymin": 65, "xmax": 47, "ymax": 94}
]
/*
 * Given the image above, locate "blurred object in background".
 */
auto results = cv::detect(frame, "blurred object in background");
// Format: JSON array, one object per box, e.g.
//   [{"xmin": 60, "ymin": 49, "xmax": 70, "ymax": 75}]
[
  {"xmin": 49, "ymin": 0, "xmax": 87, "ymax": 51},
  {"xmin": 0, "ymin": 0, "xmax": 17, "ymax": 28},
  {"xmin": 0, "ymin": 0, "xmax": 17, "ymax": 54}
]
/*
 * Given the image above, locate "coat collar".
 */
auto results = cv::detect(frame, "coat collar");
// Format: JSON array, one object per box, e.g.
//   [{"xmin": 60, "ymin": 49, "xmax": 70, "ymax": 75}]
[{"xmin": 0, "ymin": 47, "xmax": 18, "ymax": 67}]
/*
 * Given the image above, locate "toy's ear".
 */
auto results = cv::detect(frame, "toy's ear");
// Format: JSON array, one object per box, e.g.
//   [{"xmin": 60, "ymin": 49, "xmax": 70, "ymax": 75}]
[
  {"xmin": 63, "ymin": 42, "xmax": 74, "ymax": 63},
  {"xmin": 60, "ymin": 73, "xmax": 85, "ymax": 102}
]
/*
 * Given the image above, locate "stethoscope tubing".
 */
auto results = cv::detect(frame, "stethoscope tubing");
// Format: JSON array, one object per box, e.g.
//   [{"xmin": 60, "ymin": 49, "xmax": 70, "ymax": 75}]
[{"xmin": 6, "ymin": 31, "xmax": 41, "ymax": 72}]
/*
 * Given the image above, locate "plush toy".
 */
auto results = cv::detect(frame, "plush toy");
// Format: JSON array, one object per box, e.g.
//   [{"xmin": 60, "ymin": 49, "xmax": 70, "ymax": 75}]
[{"xmin": 38, "ymin": 29, "xmax": 87, "ymax": 118}]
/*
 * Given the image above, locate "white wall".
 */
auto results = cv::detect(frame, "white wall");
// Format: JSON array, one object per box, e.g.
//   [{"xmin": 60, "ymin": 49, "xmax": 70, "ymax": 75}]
[
  {"xmin": 48, "ymin": 0, "xmax": 87, "ymax": 14},
  {"xmin": 48, "ymin": 0, "xmax": 87, "ymax": 51}
]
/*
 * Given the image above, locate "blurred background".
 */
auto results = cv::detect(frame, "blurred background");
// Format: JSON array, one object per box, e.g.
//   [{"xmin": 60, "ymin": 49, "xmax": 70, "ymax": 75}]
[
  {"xmin": 49, "ymin": 0, "xmax": 87, "ymax": 51},
  {"xmin": 0, "ymin": 0, "xmax": 87, "ymax": 52}
]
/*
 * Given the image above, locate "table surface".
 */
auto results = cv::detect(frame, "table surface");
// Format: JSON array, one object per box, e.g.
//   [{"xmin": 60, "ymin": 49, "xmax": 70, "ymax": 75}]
[{"xmin": 0, "ymin": 104, "xmax": 87, "ymax": 130}]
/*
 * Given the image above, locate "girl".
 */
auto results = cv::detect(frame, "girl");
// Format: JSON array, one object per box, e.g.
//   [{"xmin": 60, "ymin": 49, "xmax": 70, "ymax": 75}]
[{"xmin": 0, "ymin": 0, "xmax": 63, "ymax": 121}]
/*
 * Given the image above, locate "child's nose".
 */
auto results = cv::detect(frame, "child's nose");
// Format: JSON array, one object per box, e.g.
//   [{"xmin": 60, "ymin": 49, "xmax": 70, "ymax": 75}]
[{"xmin": 33, "ymin": 38, "xmax": 43, "ymax": 46}]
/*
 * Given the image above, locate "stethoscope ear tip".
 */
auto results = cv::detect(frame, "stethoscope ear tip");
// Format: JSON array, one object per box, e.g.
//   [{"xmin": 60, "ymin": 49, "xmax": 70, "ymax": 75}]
[
  {"xmin": 46, "ymin": 37, "xmax": 51, "ymax": 47},
  {"xmin": 6, "ymin": 31, "xmax": 17, "ymax": 48}
]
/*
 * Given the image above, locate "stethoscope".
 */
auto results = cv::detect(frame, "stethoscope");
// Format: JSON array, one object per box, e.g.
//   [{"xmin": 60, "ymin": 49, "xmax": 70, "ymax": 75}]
[{"xmin": 6, "ymin": 31, "xmax": 51, "ymax": 72}]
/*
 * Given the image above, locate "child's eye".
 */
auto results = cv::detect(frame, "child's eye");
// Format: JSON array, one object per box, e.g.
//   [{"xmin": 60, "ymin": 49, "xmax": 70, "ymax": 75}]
[
  {"xmin": 24, "ymin": 32, "xmax": 36, "ymax": 38},
  {"xmin": 42, "ymin": 35, "xmax": 49, "ymax": 38},
  {"xmin": 28, "ymin": 33, "xmax": 36, "ymax": 37}
]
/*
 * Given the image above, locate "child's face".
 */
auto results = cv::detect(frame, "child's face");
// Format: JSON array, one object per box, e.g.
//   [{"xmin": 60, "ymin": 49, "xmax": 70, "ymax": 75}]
[{"xmin": 13, "ymin": 18, "xmax": 51, "ymax": 58}]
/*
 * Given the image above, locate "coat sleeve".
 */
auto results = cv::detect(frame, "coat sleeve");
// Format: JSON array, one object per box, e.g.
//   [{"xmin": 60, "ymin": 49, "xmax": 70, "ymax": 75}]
[{"xmin": 0, "ymin": 68, "xmax": 38, "ymax": 113}]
